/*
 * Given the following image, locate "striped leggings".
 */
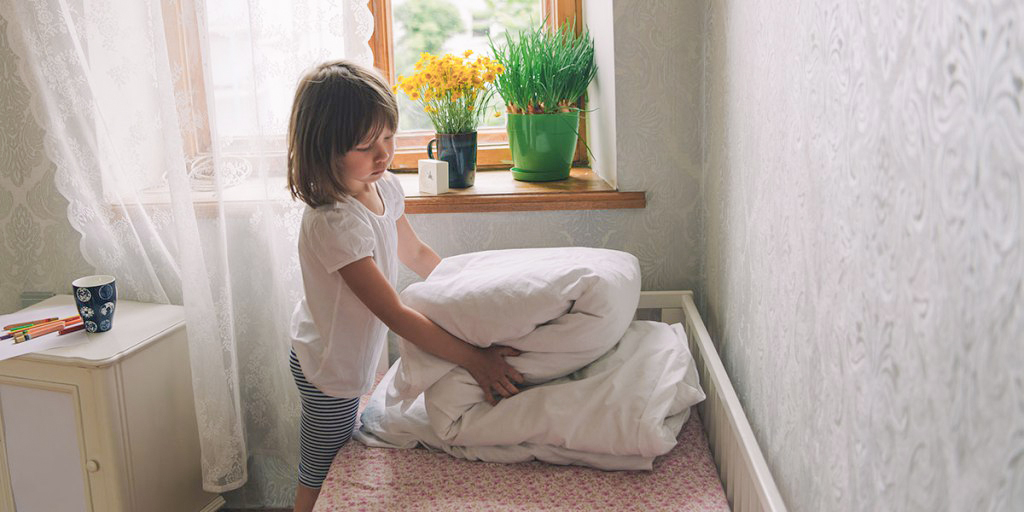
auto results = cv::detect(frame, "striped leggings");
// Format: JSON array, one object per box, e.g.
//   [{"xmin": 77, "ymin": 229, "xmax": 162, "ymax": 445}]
[{"xmin": 289, "ymin": 349, "xmax": 360, "ymax": 489}]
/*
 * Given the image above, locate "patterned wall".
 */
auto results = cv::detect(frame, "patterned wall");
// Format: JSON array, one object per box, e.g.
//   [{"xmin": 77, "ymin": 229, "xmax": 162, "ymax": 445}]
[
  {"xmin": 703, "ymin": 1, "xmax": 1024, "ymax": 510},
  {"xmin": 0, "ymin": 16, "xmax": 93, "ymax": 315}
]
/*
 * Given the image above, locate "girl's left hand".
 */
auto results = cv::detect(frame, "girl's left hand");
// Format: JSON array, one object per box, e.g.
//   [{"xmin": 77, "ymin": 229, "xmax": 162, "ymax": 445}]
[{"xmin": 465, "ymin": 346, "xmax": 525, "ymax": 405}]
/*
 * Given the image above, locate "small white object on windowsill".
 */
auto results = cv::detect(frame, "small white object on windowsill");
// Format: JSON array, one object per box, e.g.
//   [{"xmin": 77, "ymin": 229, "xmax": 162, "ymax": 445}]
[{"xmin": 418, "ymin": 159, "xmax": 449, "ymax": 195}]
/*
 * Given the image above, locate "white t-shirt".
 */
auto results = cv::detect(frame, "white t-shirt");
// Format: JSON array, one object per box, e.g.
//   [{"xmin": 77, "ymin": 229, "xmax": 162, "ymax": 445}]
[{"xmin": 290, "ymin": 171, "xmax": 405, "ymax": 397}]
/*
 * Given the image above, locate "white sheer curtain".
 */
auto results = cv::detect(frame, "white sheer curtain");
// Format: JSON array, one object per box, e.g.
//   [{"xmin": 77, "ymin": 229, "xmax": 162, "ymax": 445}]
[{"xmin": 0, "ymin": 0, "xmax": 373, "ymax": 502}]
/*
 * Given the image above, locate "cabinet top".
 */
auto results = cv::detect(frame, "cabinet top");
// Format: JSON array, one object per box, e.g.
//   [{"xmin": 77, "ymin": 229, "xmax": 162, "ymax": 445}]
[{"xmin": 10, "ymin": 295, "xmax": 185, "ymax": 367}]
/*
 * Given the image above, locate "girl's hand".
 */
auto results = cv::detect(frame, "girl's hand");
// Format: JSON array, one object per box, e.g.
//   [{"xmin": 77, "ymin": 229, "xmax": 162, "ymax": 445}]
[{"xmin": 465, "ymin": 346, "xmax": 525, "ymax": 405}]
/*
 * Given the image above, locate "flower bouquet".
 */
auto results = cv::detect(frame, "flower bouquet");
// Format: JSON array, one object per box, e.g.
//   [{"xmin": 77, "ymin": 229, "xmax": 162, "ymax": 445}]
[{"xmin": 393, "ymin": 51, "xmax": 504, "ymax": 188}]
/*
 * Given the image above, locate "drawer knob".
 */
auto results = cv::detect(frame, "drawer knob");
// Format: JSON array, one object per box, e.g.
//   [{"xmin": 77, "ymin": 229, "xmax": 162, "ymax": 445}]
[{"xmin": 86, "ymin": 459, "xmax": 100, "ymax": 472}]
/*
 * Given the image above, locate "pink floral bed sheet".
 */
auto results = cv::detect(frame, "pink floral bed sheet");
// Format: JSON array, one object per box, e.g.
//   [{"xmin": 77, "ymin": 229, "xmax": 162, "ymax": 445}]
[{"xmin": 313, "ymin": 408, "xmax": 729, "ymax": 512}]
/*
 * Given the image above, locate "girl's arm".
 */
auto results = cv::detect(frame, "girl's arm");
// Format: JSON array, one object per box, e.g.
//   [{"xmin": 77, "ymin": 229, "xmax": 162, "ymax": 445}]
[
  {"xmin": 339, "ymin": 257, "xmax": 523, "ymax": 404},
  {"xmin": 396, "ymin": 214, "xmax": 441, "ymax": 279}
]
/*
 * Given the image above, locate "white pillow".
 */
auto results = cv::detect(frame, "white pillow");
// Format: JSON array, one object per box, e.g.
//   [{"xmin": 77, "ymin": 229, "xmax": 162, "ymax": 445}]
[{"xmin": 394, "ymin": 247, "xmax": 641, "ymax": 397}]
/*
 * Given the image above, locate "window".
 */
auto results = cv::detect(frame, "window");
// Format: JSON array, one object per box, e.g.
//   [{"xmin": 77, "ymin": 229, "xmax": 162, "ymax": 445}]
[
  {"xmin": 368, "ymin": 0, "xmax": 587, "ymax": 170},
  {"xmin": 165, "ymin": 0, "xmax": 583, "ymax": 170},
  {"xmin": 154, "ymin": 0, "xmax": 643, "ymax": 215},
  {"xmin": 162, "ymin": 1, "xmax": 378, "ymax": 166}
]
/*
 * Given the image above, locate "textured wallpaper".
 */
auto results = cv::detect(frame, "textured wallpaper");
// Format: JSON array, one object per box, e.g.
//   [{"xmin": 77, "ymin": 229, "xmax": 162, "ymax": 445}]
[
  {"xmin": 703, "ymin": 0, "xmax": 1024, "ymax": 510},
  {"xmin": 0, "ymin": 16, "xmax": 92, "ymax": 315}
]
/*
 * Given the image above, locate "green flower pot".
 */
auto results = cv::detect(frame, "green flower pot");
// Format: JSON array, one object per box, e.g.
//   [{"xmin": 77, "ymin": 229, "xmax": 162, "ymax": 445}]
[{"xmin": 507, "ymin": 111, "xmax": 580, "ymax": 182}]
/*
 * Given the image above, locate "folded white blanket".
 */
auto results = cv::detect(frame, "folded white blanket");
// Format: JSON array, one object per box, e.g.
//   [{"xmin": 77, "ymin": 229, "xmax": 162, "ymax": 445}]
[
  {"xmin": 355, "ymin": 247, "xmax": 705, "ymax": 469},
  {"xmin": 357, "ymin": 322, "xmax": 705, "ymax": 469}
]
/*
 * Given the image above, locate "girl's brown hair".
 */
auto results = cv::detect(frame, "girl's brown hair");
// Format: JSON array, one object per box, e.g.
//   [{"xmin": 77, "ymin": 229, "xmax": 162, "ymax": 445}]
[{"xmin": 287, "ymin": 60, "xmax": 398, "ymax": 207}]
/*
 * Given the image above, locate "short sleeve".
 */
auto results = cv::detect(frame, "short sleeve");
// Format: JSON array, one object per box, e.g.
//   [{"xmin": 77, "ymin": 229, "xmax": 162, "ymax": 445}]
[
  {"xmin": 383, "ymin": 171, "xmax": 406, "ymax": 219},
  {"xmin": 306, "ymin": 208, "xmax": 375, "ymax": 274}
]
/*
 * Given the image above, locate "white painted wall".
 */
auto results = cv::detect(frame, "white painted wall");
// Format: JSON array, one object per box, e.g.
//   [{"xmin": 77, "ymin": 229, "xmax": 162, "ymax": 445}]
[{"xmin": 703, "ymin": 1, "xmax": 1024, "ymax": 510}]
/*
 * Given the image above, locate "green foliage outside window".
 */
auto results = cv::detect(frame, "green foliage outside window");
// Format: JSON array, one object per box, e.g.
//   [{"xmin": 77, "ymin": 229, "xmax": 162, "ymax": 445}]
[{"xmin": 393, "ymin": 0, "xmax": 540, "ymax": 132}]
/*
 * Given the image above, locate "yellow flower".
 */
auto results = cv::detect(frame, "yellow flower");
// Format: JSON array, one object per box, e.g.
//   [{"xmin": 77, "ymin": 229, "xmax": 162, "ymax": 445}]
[
  {"xmin": 493, "ymin": 111, "xmax": 502, "ymax": 118},
  {"xmin": 392, "ymin": 50, "xmax": 500, "ymax": 132}
]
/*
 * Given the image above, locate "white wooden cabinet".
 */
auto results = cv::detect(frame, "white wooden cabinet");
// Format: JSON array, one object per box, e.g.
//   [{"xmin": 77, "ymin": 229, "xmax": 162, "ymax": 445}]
[{"xmin": 0, "ymin": 296, "xmax": 224, "ymax": 512}]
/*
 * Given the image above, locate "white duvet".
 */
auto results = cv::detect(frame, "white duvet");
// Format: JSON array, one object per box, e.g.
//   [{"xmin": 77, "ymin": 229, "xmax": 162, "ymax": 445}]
[{"xmin": 355, "ymin": 248, "xmax": 706, "ymax": 470}]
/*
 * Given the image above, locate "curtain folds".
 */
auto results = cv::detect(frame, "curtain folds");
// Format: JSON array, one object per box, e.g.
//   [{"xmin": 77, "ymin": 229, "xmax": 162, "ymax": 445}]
[{"xmin": 0, "ymin": 0, "xmax": 373, "ymax": 503}]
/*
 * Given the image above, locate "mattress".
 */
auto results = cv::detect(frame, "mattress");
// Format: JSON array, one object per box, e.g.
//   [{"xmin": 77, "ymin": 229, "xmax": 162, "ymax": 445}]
[{"xmin": 313, "ymin": 408, "xmax": 729, "ymax": 512}]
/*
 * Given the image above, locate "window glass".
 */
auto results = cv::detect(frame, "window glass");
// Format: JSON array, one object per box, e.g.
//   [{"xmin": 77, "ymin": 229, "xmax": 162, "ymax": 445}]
[
  {"xmin": 206, "ymin": 0, "xmax": 260, "ymax": 139},
  {"xmin": 391, "ymin": 0, "xmax": 542, "ymax": 132}
]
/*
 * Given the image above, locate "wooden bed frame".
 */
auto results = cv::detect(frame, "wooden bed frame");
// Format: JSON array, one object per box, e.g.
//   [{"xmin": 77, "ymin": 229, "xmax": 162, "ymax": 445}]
[{"xmin": 640, "ymin": 291, "xmax": 787, "ymax": 512}]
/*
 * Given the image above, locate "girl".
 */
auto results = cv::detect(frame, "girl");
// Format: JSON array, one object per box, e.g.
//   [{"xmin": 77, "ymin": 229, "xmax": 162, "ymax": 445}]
[{"xmin": 285, "ymin": 60, "xmax": 524, "ymax": 511}]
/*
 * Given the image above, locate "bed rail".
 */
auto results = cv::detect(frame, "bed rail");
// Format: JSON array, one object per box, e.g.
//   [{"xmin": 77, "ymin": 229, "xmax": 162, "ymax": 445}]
[{"xmin": 639, "ymin": 291, "xmax": 787, "ymax": 512}]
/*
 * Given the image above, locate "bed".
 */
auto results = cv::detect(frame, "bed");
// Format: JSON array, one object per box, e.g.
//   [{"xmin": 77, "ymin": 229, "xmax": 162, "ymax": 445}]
[{"xmin": 313, "ymin": 291, "xmax": 787, "ymax": 512}]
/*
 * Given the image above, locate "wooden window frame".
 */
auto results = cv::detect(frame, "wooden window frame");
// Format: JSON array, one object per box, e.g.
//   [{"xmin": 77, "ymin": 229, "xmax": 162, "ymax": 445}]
[
  {"xmin": 162, "ymin": 0, "xmax": 212, "ymax": 161},
  {"xmin": 369, "ymin": 0, "xmax": 587, "ymax": 171}
]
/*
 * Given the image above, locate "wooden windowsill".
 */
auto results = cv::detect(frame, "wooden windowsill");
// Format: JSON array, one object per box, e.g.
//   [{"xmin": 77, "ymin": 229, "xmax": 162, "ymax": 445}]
[
  {"xmin": 398, "ymin": 168, "xmax": 645, "ymax": 214},
  {"xmin": 131, "ymin": 168, "xmax": 644, "ymax": 215}
]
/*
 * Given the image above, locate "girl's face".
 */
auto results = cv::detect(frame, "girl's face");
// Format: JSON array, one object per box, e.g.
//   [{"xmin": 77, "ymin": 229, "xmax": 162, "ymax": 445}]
[{"xmin": 335, "ymin": 127, "xmax": 395, "ymax": 192}]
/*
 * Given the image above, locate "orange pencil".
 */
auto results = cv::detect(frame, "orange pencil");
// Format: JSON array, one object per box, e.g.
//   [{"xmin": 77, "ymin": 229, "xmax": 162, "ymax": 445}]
[
  {"xmin": 59, "ymin": 323, "xmax": 86, "ymax": 336},
  {"xmin": 27, "ymin": 321, "xmax": 66, "ymax": 337},
  {"xmin": 6, "ymin": 321, "xmax": 50, "ymax": 335},
  {"xmin": 19, "ymin": 315, "xmax": 80, "ymax": 332},
  {"xmin": 3, "ymin": 317, "xmax": 58, "ymax": 330},
  {"xmin": 13, "ymin": 321, "xmax": 67, "ymax": 342},
  {"xmin": 35, "ymin": 315, "xmax": 78, "ymax": 327}
]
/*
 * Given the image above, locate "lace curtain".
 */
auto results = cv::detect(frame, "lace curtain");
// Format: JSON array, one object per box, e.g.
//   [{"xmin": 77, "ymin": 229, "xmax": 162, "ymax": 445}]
[{"xmin": 0, "ymin": 0, "xmax": 373, "ymax": 502}]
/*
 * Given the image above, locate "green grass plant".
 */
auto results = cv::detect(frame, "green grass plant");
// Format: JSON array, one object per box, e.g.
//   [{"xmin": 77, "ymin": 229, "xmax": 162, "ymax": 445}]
[{"xmin": 489, "ymin": 19, "xmax": 596, "ymax": 114}]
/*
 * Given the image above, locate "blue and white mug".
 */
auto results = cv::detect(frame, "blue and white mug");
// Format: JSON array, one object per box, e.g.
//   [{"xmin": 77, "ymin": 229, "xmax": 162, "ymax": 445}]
[{"xmin": 72, "ymin": 275, "xmax": 117, "ymax": 333}]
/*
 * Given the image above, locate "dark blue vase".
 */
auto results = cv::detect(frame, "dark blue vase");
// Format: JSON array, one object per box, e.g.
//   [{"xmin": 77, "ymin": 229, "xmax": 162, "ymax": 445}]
[{"xmin": 427, "ymin": 132, "xmax": 477, "ymax": 188}]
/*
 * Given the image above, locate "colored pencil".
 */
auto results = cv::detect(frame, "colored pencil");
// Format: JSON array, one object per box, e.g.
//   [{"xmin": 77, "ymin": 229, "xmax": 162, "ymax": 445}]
[
  {"xmin": 58, "ymin": 323, "xmax": 86, "ymax": 336},
  {"xmin": 4, "ymin": 317, "xmax": 58, "ymax": 330},
  {"xmin": 9, "ymin": 315, "xmax": 80, "ymax": 334},
  {"xmin": 12, "ymin": 321, "xmax": 67, "ymax": 342},
  {"xmin": 5, "ymin": 316, "xmax": 85, "ymax": 342},
  {"xmin": 27, "ymin": 321, "xmax": 67, "ymax": 337},
  {"xmin": 4, "ymin": 324, "xmax": 56, "ymax": 339},
  {"xmin": 3, "ymin": 315, "xmax": 79, "ymax": 336}
]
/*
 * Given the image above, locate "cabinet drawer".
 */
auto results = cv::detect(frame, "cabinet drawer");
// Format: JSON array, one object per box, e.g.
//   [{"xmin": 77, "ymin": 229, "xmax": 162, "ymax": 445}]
[{"xmin": 0, "ymin": 366, "xmax": 116, "ymax": 512}]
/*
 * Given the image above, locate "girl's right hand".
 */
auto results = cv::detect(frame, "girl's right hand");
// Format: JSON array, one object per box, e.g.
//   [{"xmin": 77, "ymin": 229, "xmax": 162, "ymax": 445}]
[{"xmin": 466, "ymin": 346, "xmax": 525, "ymax": 405}]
